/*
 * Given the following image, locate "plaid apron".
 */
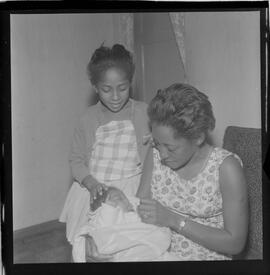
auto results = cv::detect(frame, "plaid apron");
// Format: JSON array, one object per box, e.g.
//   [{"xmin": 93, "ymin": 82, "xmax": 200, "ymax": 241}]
[{"xmin": 89, "ymin": 100, "xmax": 142, "ymax": 184}]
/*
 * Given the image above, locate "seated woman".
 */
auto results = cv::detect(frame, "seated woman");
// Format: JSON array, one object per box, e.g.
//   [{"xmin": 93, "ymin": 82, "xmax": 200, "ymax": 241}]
[
  {"xmin": 137, "ymin": 83, "xmax": 248, "ymax": 261},
  {"xmin": 72, "ymin": 186, "xmax": 178, "ymax": 262}
]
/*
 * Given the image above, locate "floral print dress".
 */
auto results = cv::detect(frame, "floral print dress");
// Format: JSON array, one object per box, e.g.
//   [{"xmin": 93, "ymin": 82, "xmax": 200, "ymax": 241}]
[{"xmin": 151, "ymin": 147, "xmax": 243, "ymax": 261}]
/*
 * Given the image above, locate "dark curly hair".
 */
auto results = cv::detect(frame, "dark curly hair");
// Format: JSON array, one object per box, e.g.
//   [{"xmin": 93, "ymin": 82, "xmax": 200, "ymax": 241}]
[
  {"xmin": 148, "ymin": 83, "xmax": 215, "ymax": 140},
  {"xmin": 87, "ymin": 43, "xmax": 135, "ymax": 85}
]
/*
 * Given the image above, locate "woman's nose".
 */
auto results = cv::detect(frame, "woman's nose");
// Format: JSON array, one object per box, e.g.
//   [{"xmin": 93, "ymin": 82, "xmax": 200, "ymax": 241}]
[{"xmin": 112, "ymin": 89, "xmax": 120, "ymax": 101}]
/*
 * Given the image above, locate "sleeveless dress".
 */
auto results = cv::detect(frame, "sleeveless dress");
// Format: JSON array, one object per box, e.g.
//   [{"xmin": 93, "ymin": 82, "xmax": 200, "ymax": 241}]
[
  {"xmin": 151, "ymin": 147, "xmax": 243, "ymax": 261},
  {"xmin": 60, "ymin": 99, "xmax": 143, "ymax": 244}
]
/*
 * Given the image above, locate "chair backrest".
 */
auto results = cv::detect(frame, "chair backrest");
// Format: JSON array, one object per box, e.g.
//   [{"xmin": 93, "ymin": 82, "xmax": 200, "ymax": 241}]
[{"xmin": 223, "ymin": 126, "xmax": 262, "ymax": 259}]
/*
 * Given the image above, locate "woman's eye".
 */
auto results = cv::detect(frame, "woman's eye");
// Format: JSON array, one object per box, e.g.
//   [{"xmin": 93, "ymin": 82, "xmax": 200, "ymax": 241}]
[
  {"xmin": 102, "ymin": 87, "xmax": 111, "ymax": 93},
  {"xmin": 119, "ymin": 87, "xmax": 128, "ymax": 92},
  {"xmin": 119, "ymin": 83, "xmax": 130, "ymax": 91}
]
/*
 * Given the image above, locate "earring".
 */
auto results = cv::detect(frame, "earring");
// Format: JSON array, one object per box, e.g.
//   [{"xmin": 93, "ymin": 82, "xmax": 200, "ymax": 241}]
[{"xmin": 197, "ymin": 133, "xmax": 205, "ymax": 146}]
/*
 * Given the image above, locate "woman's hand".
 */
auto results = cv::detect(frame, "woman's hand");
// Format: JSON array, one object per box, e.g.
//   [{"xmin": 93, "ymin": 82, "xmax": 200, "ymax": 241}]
[
  {"xmin": 137, "ymin": 198, "xmax": 175, "ymax": 228},
  {"xmin": 84, "ymin": 235, "xmax": 113, "ymax": 262},
  {"xmin": 82, "ymin": 175, "xmax": 108, "ymax": 204}
]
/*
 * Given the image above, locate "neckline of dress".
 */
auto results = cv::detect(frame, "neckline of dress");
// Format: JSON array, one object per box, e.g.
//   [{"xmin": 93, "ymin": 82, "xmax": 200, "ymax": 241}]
[{"xmin": 174, "ymin": 146, "xmax": 216, "ymax": 183}]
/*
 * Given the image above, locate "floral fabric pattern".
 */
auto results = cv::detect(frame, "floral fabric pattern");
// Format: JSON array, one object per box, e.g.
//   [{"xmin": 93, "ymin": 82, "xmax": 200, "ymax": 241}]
[{"xmin": 151, "ymin": 147, "xmax": 243, "ymax": 261}]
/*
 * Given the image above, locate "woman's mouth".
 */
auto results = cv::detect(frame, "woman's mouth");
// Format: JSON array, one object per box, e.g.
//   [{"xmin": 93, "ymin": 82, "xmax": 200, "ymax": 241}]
[{"xmin": 111, "ymin": 102, "xmax": 121, "ymax": 108}]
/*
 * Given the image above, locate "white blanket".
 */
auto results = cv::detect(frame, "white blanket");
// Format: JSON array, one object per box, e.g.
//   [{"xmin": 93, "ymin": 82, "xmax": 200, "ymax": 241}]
[{"xmin": 72, "ymin": 201, "xmax": 178, "ymax": 262}]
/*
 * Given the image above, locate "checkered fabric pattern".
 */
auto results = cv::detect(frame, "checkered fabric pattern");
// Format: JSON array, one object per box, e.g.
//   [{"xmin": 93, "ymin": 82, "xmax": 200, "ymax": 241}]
[{"xmin": 89, "ymin": 120, "xmax": 142, "ymax": 183}]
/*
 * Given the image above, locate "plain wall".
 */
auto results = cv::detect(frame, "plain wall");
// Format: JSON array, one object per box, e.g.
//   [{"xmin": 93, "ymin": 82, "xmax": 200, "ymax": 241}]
[
  {"xmin": 185, "ymin": 12, "xmax": 261, "ymax": 146},
  {"xmin": 11, "ymin": 14, "xmax": 117, "ymax": 230}
]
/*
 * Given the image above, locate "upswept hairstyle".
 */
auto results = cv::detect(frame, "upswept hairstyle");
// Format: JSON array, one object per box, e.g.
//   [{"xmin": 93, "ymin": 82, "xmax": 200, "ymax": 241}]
[
  {"xmin": 147, "ymin": 83, "xmax": 215, "ymax": 140},
  {"xmin": 87, "ymin": 43, "xmax": 135, "ymax": 86}
]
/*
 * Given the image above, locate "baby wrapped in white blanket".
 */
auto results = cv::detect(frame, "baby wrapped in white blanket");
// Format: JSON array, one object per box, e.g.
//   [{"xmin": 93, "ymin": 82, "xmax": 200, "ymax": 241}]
[{"xmin": 72, "ymin": 187, "xmax": 178, "ymax": 262}]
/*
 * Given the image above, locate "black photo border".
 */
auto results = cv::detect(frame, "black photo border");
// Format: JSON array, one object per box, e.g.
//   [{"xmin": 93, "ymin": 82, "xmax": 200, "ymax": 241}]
[{"xmin": 1, "ymin": 1, "xmax": 269, "ymax": 275}]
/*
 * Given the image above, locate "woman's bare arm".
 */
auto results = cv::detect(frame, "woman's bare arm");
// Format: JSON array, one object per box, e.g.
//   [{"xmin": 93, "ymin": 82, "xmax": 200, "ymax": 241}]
[
  {"xmin": 170, "ymin": 155, "xmax": 249, "ymax": 255},
  {"xmin": 136, "ymin": 145, "xmax": 154, "ymax": 199},
  {"xmin": 139, "ymin": 155, "xmax": 249, "ymax": 256}
]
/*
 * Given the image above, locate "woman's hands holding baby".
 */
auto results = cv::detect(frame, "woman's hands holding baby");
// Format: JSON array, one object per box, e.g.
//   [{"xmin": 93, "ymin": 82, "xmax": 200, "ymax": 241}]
[{"xmin": 138, "ymin": 198, "xmax": 176, "ymax": 228}]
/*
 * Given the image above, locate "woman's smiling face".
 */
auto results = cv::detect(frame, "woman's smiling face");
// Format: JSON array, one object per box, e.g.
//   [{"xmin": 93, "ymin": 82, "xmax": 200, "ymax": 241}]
[
  {"xmin": 151, "ymin": 123, "xmax": 199, "ymax": 171},
  {"xmin": 95, "ymin": 67, "xmax": 130, "ymax": 113}
]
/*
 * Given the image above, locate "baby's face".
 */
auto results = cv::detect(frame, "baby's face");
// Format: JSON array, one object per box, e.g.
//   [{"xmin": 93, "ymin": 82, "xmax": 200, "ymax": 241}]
[
  {"xmin": 105, "ymin": 188, "xmax": 133, "ymax": 212},
  {"xmin": 90, "ymin": 187, "xmax": 133, "ymax": 212}
]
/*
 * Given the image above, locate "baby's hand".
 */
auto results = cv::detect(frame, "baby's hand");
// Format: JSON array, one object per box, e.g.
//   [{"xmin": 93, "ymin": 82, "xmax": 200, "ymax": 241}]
[{"xmin": 106, "ymin": 188, "xmax": 133, "ymax": 212}]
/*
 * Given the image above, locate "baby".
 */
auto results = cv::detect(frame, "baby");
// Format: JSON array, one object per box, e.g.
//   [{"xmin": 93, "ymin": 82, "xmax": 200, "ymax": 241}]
[
  {"xmin": 72, "ymin": 187, "xmax": 178, "ymax": 262},
  {"xmin": 90, "ymin": 186, "xmax": 134, "ymax": 212}
]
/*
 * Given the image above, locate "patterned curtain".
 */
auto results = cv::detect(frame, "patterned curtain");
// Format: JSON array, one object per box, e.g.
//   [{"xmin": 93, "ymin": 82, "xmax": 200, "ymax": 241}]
[
  {"xmin": 113, "ymin": 13, "xmax": 134, "ymax": 53},
  {"xmin": 169, "ymin": 12, "xmax": 188, "ymax": 82}
]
